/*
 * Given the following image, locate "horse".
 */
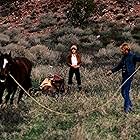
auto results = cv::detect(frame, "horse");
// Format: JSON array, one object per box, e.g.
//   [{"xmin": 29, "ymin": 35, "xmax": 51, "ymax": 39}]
[{"xmin": 0, "ymin": 52, "xmax": 32, "ymax": 107}]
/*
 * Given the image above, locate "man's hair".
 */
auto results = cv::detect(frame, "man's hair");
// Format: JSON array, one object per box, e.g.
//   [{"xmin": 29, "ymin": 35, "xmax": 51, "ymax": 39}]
[{"xmin": 120, "ymin": 43, "xmax": 131, "ymax": 51}]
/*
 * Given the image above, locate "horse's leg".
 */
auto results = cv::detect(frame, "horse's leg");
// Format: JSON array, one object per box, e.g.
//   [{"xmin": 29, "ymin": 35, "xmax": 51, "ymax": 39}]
[
  {"xmin": 17, "ymin": 89, "xmax": 24, "ymax": 104},
  {"xmin": 6, "ymin": 85, "xmax": 17, "ymax": 105},
  {"xmin": 9, "ymin": 87, "xmax": 18, "ymax": 105},
  {"xmin": 17, "ymin": 77, "xmax": 32, "ymax": 104},
  {"xmin": 0, "ymin": 85, "xmax": 17, "ymax": 109},
  {"xmin": 0, "ymin": 83, "xmax": 5, "ymax": 104}
]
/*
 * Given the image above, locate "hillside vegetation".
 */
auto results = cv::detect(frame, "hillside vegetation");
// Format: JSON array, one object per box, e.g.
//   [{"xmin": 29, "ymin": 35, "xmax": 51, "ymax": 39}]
[{"xmin": 0, "ymin": 0, "xmax": 140, "ymax": 140}]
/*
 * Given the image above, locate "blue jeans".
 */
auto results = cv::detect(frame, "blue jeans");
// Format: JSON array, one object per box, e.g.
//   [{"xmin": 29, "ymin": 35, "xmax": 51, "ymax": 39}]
[{"xmin": 121, "ymin": 78, "xmax": 132, "ymax": 112}]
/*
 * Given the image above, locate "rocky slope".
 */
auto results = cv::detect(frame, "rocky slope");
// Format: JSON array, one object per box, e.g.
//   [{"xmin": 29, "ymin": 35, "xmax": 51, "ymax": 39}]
[
  {"xmin": 0, "ymin": 0, "xmax": 139, "ymax": 30},
  {"xmin": 0, "ymin": 0, "xmax": 140, "ymax": 48}
]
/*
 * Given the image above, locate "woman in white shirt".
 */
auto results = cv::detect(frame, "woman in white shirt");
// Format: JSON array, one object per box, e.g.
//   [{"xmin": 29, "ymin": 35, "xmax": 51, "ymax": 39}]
[{"xmin": 67, "ymin": 45, "xmax": 82, "ymax": 91}]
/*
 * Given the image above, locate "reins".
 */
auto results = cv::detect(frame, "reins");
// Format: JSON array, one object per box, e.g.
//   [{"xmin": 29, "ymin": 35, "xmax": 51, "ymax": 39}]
[{"xmin": 84, "ymin": 66, "xmax": 140, "ymax": 115}]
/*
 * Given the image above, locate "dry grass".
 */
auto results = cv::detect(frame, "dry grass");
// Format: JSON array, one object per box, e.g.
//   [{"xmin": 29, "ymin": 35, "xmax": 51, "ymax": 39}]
[
  {"xmin": 1, "ymin": 1, "xmax": 140, "ymax": 139},
  {"xmin": 0, "ymin": 45, "xmax": 140, "ymax": 140},
  {"xmin": 1, "ymin": 63, "xmax": 140, "ymax": 139}
]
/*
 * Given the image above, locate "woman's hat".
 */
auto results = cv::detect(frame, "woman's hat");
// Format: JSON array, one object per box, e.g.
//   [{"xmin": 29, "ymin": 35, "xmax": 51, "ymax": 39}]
[{"xmin": 71, "ymin": 45, "xmax": 77, "ymax": 50}]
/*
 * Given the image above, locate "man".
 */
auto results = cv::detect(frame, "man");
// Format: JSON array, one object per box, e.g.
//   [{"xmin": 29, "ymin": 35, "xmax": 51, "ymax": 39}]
[
  {"xmin": 67, "ymin": 45, "xmax": 82, "ymax": 91},
  {"xmin": 107, "ymin": 43, "xmax": 140, "ymax": 113}
]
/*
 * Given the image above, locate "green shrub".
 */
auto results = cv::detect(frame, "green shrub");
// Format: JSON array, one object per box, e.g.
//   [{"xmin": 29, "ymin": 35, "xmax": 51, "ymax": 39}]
[
  {"xmin": 57, "ymin": 34, "xmax": 80, "ymax": 46},
  {"xmin": 40, "ymin": 35, "xmax": 54, "ymax": 49},
  {"xmin": 131, "ymin": 24, "xmax": 140, "ymax": 44},
  {"xmin": 73, "ymin": 27, "xmax": 85, "ymax": 36},
  {"xmin": 4, "ymin": 28, "xmax": 21, "ymax": 43},
  {"xmin": 23, "ymin": 118, "xmax": 47, "ymax": 140},
  {"xmin": 55, "ymin": 43, "xmax": 67, "ymax": 51},
  {"xmin": 39, "ymin": 12, "xmax": 57, "ymax": 29},
  {"xmin": 22, "ymin": 17, "xmax": 32, "ymax": 29},
  {"xmin": 67, "ymin": 0, "xmax": 95, "ymax": 26},
  {"xmin": 0, "ymin": 33, "xmax": 10, "ymax": 46},
  {"xmin": 0, "ymin": 24, "xmax": 9, "ymax": 32},
  {"xmin": 29, "ymin": 45, "xmax": 60, "ymax": 65}
]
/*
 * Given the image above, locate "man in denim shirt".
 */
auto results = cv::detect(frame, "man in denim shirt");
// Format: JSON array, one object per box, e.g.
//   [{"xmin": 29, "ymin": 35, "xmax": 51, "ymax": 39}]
[{"xmin": 107, "ymin": 43, "xmax": 140, "ymax": 113}]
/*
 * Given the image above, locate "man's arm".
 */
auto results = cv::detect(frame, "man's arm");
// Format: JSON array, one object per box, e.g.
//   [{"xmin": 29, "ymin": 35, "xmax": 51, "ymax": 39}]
[
  {"xmin": 111, "ymin": 60, "xmax": 123, "ymax": 73},
  {"xmin": 107, "ymin": 59, "xmax": 123, "ymax": 76},
  {"xmin": 134, "ymin": 54, "xmax": 140, "ymax": 62}
]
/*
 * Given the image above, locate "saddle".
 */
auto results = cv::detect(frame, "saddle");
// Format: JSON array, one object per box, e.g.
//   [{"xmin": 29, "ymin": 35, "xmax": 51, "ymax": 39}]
[{"xmin": 40, "ymin": 74, "xmax": 65, "ymax": 94}]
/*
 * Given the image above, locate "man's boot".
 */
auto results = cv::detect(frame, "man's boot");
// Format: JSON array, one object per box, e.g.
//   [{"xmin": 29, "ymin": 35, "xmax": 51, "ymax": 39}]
[{"xmin": 78, "ymin": 85, "xmax": 82, "ymax": 91}]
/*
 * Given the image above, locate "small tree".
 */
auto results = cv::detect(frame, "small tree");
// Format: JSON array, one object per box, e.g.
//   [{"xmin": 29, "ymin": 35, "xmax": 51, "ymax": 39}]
[
  {"xmin": 0, "ymin": 0, "xmax": 27, "ymax": 17},
  {"xmin": 67, "ymin": 0, "xmax": 94, "ymax": 26}
]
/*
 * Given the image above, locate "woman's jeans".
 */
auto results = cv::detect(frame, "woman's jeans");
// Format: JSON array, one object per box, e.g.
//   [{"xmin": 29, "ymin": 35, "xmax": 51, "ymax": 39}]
[{"xmin": 68, "ymin": 67, "xmax": 81, "ymax": 86}]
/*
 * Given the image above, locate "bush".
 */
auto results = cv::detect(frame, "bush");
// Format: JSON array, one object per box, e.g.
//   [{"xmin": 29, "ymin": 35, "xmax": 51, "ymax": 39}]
[
  {"xmin": 4, "ymin": 28, "xmax": 20, "ymax": 43},
  {"xmin": 99, "ymin": 31, "xmax": 112, "ymax": 47},
  {"xmin": 29, "ymin": 45, "xmax": 60, "ymax": 65},
  {"xmin": 22, "ymin": 17, "xmax": 32, "ymax": 29},
  {"xmin": 40, "ymin": 35, "xmax": 54, "ymax": 49},
  {"xmin": 39, "ymin": 12, "xmax": 57, "ymax": 29},
  {"xmin": 130, "ymin": 42, "xmax": 140, "ymax": 54},
  {"xmin": 95, "ymin": 44, "xmax": 120, "ymax": 58},
  {"xmin": 57, "ymin": 34, "xmax": 80, "ymax": 46},
  {"xmin": 80, "ymin": 41, "xmax": 103, "ymax": 52},
  {"xmin": 67, "ymin": 0, "xmax": 95, "ymax": 26},
  {"xmin": 116, "ymin": 0, "xmax": 134, "ymax": 4},
  {"xmin": 25, "ymin": 36, "xmax": 41, "ymax": 48},
  {"xmin": 73, "ymin": 27, "xmax": 85, "ymax": 36},
  {"xmin": 55, "ymin": 43, "xmax": 67, "ymax": 51},
  {"xmin": 0, "ymin": 33, "xmax": 10, "ymax": 46},
  {"xmin": 0, "ymin": 44, "xmax": 62, "ymax": 66},
  {"xmin": 0, "ymin": 44, "xmax": 30, "ymax": 58},
  {"xmin": 0, "ymin": 24, "xmax": 9, "ymax": 33},
  {"xmin": 131, "ymin": 24, "xmax": 140, "ymax": 44}
]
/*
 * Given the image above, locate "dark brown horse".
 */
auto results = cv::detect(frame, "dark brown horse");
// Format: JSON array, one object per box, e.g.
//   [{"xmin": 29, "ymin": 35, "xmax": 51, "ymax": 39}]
[{"xmin": 0, "ymin": 52, "xmax": 32, "ymax": 106}]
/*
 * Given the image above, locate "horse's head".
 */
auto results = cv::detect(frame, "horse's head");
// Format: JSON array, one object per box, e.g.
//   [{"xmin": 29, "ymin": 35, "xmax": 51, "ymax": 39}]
[{"xmin": 0, "ymin": 52, "xmax": 13, "ymax": 83}]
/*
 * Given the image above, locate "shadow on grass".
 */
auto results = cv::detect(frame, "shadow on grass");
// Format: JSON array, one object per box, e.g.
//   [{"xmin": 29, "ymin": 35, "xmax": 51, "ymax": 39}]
[{"xmin": 0, "ymin": 102, "xmax": 30, "ymax": 134}]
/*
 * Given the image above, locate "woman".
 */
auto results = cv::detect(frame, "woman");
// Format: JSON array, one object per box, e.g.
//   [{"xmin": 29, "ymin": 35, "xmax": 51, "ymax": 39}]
[{"xmin": 67, "ymin": 45, "xmax": 82, "ymax": 91}]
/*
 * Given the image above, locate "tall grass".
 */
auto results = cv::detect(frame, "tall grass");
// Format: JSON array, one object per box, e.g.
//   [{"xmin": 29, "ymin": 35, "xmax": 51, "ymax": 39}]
[
  {"xmin": 0, "ymin": 52, "xmax": 140, "ymax": 139},
  {"xmin": 0, "ymin": 1, "xmax": 140, "ymax": 139}
]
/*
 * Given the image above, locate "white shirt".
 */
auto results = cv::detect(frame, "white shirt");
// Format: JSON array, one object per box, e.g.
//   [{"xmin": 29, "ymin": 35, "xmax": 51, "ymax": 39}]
[{"xmin": 71, "ymin": 54, "xmax": 78, "ymax": 66}]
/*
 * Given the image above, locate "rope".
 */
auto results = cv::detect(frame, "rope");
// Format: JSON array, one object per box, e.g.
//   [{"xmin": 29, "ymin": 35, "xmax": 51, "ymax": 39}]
[
  {"xmin": 84, "ymin": 66, "xmax": 140, "ymax": 115},
  {"xmin": 114, "ymin": 66, "xmax": 140, "ymax": 93},
  {"xmin": 8, "ymin": 65, "xmax": 140, "ymax": 117},
  {"xmin": 9, "ymin": 73, "xmax": 71, "ymax": 116}
]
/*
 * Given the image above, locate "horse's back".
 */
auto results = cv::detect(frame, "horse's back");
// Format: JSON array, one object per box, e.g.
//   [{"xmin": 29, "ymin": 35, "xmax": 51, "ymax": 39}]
[{"xmin": 14, "ymin": 57, "xmax": 32, "ymax": 74}]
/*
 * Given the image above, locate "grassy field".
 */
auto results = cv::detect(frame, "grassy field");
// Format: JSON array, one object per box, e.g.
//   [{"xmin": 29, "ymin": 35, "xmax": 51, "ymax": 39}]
[
  {"xmin": 0, "ymin": 7, "xmax": 140, "ymax": 138},
  {"xmin": 0, "ymin": 58, "xmax": 140, "ymax": 140}
]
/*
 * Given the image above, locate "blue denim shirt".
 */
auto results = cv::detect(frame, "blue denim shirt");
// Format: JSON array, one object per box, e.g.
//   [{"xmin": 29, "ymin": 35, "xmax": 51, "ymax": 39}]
[{"xmin": 112, "ymin": 52, "xmax": 140, "ymax": 79}]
